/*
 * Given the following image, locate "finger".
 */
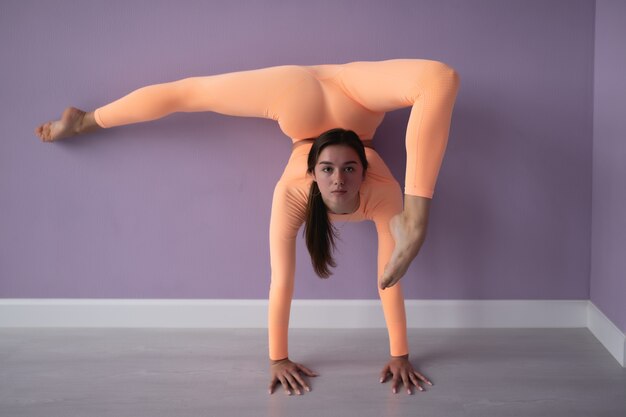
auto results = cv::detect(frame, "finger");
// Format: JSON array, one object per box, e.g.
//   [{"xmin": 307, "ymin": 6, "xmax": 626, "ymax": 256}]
[
  {"xmin": 278, "ymin": 375, "xmax": 291, "ymax": 396},
  {"xmin": 414, "ymin": 370, "xmax": 433, "ymax": 386},
  {"xmin": 284, "ymin": 373, "xmax": 302, "ymax": 395},
  {"xmin": 379, "ymin": 365, "xmax": 390, "ymax": 383},
  {"xmin": 401, "ymin": 371, "xmax": 412, "ymax": 395},
  {"xmin": 391, "ymin": 375, "xmax": 400, "ymax": 394},
  {"xmin": 408, "ymin": 372, "xmax": 424, "ymax": 392},
  {"xmin": 268, "ymin": 377, "xmax": 279, "ymax": 395},
  {"xmin": 296, "ymin": 364, "xmax": 319, "ymax": 377},
  {"xmin": 291, "ymin": 370, "xmax": 310, "ymax": 392}
]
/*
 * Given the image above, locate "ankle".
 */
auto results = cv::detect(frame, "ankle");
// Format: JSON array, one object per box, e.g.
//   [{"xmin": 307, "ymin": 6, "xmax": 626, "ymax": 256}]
[
  {"xmin": 77, "ymin": 111, "xmax": 100, "ymax": 136},
  {"xmin": 74, "ymin": 110, "xmax": 86, "ymax": 135},
  {"xmin": 403, "ymin": 195, "xmax": 431, "ymax": 227}
]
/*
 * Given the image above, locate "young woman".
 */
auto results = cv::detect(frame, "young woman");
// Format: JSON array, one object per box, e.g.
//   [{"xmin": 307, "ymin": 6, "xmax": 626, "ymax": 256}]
[{"xmin": 35, "ymin": 59, "xmax": 460, "ymax": 396}]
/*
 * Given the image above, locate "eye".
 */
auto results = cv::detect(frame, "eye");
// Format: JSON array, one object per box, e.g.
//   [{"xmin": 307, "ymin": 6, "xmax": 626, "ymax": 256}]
[
  {"xmin": 345, "ymin": 167, "xmax": 355, "ymax": 173},
  {"xmin": 321, "ymin": 167, "xmax": 333, "ymax": 173}
]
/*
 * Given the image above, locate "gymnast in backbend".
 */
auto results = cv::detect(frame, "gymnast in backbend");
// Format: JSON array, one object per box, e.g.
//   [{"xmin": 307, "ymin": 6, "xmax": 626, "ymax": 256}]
[{"xmin": 35, "ymin": 59, "xmax": 460, "ymax": 396}]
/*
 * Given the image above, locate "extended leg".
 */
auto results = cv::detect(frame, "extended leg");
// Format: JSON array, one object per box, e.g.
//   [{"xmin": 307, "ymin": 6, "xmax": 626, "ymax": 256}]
[
  {"xmin": 94, "ymin": 66, "xmax": 312, "ymax": 128},
  {"xmin": 36, "ymin": 65, "xmax": 312, "ymax": 141}
]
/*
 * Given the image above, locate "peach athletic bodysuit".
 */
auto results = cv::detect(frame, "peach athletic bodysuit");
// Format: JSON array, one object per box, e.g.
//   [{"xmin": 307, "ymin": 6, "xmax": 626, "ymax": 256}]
[{"xmin": 93, "ymin": 59, "xmax": 460, "ymax": 360}]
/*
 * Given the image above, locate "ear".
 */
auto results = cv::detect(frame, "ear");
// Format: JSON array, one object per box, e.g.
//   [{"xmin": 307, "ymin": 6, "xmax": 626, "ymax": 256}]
[{"xmin": 307, "ymin": 171, "xmax": 317, "ymax": 182}]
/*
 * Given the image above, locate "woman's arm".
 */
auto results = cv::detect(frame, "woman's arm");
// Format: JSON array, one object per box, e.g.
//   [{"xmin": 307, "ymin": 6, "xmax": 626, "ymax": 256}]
[
  {"xmin": 369, "ymin": 159, "xmax": 409, "ymax": 357},
  {"xmin": 267, "ymin": 178, "xmax": 307, "ymax": 361},
  {"xmin": 369, "ymin": 158, "xmax": 433, "ymax": 394},
  {"xmin": 267, "ymin": 169, "xmax": 319, "ymax": 395}
]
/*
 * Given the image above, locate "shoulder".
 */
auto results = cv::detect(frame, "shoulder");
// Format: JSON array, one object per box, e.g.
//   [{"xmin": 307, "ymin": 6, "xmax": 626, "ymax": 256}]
[{"xmin": 360, "ymin": 173, "xmax": 403, "ymax": 222}]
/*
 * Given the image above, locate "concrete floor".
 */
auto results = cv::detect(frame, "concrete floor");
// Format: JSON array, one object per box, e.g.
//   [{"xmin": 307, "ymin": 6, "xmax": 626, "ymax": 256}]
[{"xmin": 0, "ymin": 328, "xmax": 625, "ymax": 417}]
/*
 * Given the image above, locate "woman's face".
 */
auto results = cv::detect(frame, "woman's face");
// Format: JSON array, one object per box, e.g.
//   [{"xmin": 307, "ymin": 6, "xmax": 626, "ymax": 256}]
[{"xmin": 311, "ymin": 144, "xmax": 365, "ymax": 214}]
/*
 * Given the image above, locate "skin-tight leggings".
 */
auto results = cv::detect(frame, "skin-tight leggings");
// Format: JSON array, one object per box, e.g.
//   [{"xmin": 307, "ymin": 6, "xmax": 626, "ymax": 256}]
[{"xmin": 93, "ymin": 59, "xmax": 460, "ymax": 360}]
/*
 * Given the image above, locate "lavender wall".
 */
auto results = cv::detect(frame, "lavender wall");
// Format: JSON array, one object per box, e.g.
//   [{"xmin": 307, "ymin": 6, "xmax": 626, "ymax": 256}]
[
  {"xmin": 1, "ymin": 0, "xmax": 595, "ymax": 301},
  {"xmin": 591, "ymin": 0, "xmax": 626, "ymax": 332}
]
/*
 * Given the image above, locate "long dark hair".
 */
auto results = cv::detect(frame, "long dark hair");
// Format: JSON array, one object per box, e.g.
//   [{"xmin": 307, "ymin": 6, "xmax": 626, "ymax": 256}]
[{"xmin": 304, "ymin": 128, "xmax": 368, "ymax": 278}]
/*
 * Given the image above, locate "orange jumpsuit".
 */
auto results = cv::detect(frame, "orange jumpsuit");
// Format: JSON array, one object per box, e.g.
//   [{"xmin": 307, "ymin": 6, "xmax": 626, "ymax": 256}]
[{"xmin": 93, "ymin": 59, "xmax": 460, "ymax": 360}]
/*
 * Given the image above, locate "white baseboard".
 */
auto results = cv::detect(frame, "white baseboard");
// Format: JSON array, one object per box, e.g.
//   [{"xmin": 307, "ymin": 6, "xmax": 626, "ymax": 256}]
[
  {"xmin": 0, "ymin": 299, "xmax": 623, "ymax": 366},
  {"xmin": 587, "ymin": 301, "xmax": 626, "ymax": 367},
  {"xmin": 0, "ymin": 299, "xmax": 588, "ymax": 328}
]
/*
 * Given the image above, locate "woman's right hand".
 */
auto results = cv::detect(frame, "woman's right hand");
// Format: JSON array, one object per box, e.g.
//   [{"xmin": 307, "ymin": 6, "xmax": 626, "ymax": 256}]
[{"xmin": 268, "ymin": 358, "xmax": 319, "ymax": 395}]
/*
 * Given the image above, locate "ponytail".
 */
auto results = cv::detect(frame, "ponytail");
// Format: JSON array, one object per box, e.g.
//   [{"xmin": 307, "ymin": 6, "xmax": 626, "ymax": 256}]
[{"xmin": 304, "ymin": 181, "xmax": 338, "ymax": 278}]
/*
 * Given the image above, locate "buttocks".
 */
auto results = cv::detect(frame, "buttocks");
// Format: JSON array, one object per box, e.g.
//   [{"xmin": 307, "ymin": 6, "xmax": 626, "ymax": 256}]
[{"xmin": 273, "ymin": 66, "xmax": 385, "ymax": 141}]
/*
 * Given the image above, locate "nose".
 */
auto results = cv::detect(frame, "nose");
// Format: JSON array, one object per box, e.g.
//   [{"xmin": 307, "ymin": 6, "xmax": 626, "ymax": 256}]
[{"xmin": 333, "ymin": 171, "xmax": 345, "ymax": 185}]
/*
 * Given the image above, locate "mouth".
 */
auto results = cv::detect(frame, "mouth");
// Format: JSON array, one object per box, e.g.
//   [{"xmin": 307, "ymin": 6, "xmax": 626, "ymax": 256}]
[{"xmin": 331, "ymin": 190, "xmax": 347, "ymax": 195}]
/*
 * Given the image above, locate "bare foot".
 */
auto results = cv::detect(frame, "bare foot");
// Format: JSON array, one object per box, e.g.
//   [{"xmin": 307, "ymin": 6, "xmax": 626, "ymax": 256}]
[
  {"xmin": 379, "ymin": 213, "xmax": 428, "ymax": 290},
  {"xmin": 35, "ymin": 107, "xmax": 87, "ymax": 142}
]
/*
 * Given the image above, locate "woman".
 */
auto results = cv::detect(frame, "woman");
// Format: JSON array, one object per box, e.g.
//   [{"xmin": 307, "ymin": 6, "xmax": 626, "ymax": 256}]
[{"xmin": 35, "ymin": 59, "xmax": 460, "ymax": 395}]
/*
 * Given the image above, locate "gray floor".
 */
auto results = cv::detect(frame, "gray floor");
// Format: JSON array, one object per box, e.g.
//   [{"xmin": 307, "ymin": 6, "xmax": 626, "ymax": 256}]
[{"xmin": 0, "ymin": 328, "xmax": 625, "ymax": 417}]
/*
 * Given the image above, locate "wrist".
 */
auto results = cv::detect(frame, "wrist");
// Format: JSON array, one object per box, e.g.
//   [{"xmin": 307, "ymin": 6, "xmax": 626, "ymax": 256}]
[
  {"xmin": 270, "ymin": 356, "xmax": 289, "ymax": 365},
  {"xmin": 391, "ymin": 353, "xmax": 409, "ymax": 360}
]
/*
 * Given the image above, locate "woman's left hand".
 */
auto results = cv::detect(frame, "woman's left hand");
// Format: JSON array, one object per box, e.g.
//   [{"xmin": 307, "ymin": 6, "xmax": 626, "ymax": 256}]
[{"xmin": 379, "ymin": 354, "xmax": 433, "ymax": 394}]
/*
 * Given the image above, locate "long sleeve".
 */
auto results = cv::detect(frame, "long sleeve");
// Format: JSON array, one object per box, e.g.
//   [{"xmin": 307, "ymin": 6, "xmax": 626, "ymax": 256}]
[
  {"xmin": 363, "ymin": 150, "xmax": 408, "ymax": 356},
  {"xmin": 267, "ymin": 150, "xmax": 310, "ymax": 360}
]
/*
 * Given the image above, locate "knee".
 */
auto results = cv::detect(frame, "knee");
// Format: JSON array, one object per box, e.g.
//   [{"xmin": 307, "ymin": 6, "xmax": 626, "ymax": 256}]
[{"xmin": 428, "ymin": 61, "xmax": 460, "ymax": 93}]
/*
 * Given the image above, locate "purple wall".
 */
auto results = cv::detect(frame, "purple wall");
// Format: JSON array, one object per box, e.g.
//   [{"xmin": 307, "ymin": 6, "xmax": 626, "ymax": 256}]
[
  {"xmin": 1, "ymin": 1, "xmax": 595, "ymax": 302},
  {"xmin": 591, "ymin": 0, "xmax": 626, "ymax": 332}
]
